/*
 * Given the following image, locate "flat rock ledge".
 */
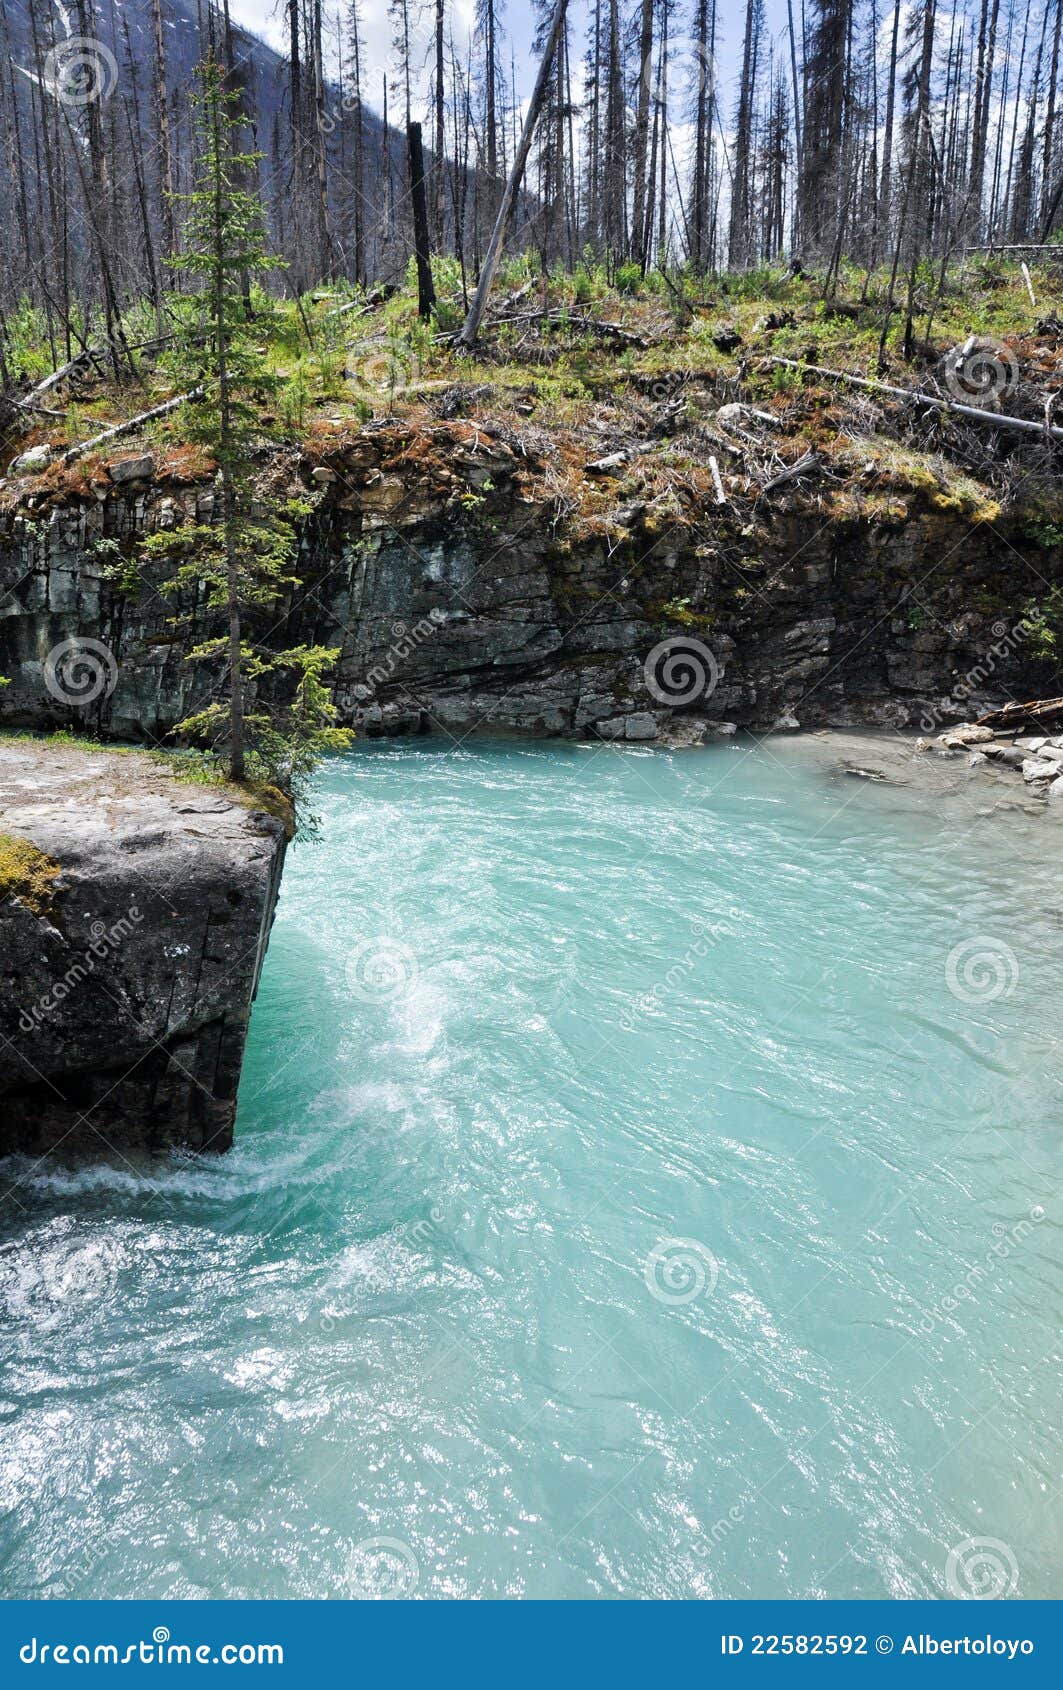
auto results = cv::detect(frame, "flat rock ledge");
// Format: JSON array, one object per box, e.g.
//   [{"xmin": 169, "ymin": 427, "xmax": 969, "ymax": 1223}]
[{"xmin": 0, "ymin": 742, "xmax": 287, "ymax": 1158}]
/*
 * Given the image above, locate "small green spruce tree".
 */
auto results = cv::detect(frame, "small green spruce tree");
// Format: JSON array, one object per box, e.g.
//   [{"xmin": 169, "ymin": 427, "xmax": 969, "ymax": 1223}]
[{"xmin": 145, "ymin": 51, "xmax": 350, "ymax": 794}]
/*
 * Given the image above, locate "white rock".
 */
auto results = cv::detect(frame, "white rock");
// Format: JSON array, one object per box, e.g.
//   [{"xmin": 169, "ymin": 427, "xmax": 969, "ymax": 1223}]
[
  {"xmin": 1022, "ymin": 758, "xmax": 1057, "ymax": 782},
  {"xmin": 311, "ymin": 466, "xmax": 337, "ymax": 485},
  {"xmin": 10, "ymin": 444, "xmax": 53, "ymax": 474},
  {"xmin": 968, "ymin": 751, "xmax": 989, "ymax": 767},
  {"xmin": 1016, "ymin": 736, "xmax": 1048, "ymax": 752},
  {"xmin": 1048, "ymin": 776, "xmax": 1063, "ymax": 803},
  {"xmin": 942, "ymin": 723, "xmax": 995, "ymax": 746}
]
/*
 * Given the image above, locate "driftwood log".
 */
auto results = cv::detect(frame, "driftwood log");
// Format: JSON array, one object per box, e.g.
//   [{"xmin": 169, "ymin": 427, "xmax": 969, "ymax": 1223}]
[{"xmin": 976, "ymin": 697, "xmax": 1063, "ymax": 730}]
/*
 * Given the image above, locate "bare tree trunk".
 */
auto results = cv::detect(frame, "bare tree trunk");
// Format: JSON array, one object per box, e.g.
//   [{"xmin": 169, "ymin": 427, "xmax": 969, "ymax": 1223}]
[
  {"xmin": 433, "ymin": 0, "xmax": 446, "ymax": 248},
  {"xmin": 458, "ymin": 0, "xmax": 569, "ymax": 346},
  {"xmin": 408, "ymin": 122, "xmax": 437, "ymax": 320},
  {"xmin": 630, "ymin": 0, "xmax": 655, "ymax": 264},
  {"xmin": 151, "ymin": 0, "xmax": 176, "ymax": 266}
]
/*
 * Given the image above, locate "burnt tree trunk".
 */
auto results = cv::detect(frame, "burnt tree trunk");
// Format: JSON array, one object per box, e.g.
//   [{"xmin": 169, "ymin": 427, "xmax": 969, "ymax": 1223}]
[{"xmin": 407, "ymin": 122, "xmax": 437, "ymax": 321}]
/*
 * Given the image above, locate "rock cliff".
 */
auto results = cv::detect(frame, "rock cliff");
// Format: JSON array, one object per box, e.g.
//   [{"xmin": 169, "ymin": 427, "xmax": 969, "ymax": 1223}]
[
  {"xmin": 0, "ymin": 741, "xmax": 287, "ymax": 1158},
  {"xmin": 1, "ymin": 423, "xmax": 1060, "ymax": 749}
]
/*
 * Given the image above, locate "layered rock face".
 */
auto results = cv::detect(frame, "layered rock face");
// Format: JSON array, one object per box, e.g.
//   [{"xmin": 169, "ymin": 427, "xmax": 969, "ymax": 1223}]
[
  {"xmin": 0, "ymin": 742, "xmax": 287, "ymax": 1157},
  {"xmin": 1, "ymin": 425, "xmax": 1060, "ymax": 747}
]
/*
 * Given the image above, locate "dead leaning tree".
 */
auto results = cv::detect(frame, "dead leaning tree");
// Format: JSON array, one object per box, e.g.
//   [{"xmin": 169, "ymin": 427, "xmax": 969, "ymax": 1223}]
[
  {"xmin": 767, "ymin": 357, "xmax": 1063, "ymax": 443},
  {"xmin": 457, "ymin": 0, "xmax": 570, "ymax": 349}
]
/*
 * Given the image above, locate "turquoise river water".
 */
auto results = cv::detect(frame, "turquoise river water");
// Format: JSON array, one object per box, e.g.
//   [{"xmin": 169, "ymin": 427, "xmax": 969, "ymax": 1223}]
[{"xmin": 1, "ymin": 736, "xmax": 1061, "ymax": 1600}]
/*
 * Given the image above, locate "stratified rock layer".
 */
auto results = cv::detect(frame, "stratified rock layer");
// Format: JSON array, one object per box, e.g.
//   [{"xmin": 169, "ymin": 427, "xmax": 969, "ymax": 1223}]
[
  {"xmin": 0, "ymin": 742, "xmax": 287, "ymax": 1156},
  {"xmin": 1, "ymin": 422, "xmax": 1061, "ymax": 747}
]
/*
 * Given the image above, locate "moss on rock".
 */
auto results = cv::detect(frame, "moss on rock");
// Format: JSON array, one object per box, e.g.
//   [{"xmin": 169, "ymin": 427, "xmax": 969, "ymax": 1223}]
[{"xmin": 0, "ymin": 833, "xmax": 60, "ymax": 916}]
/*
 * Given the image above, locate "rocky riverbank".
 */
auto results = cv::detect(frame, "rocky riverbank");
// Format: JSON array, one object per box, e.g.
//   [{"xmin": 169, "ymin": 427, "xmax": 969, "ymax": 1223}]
[
  {"xmin": 915, "ymin": 720, "xmax": 1063, "ymax": 804},
  {"xmin": 1, "ymin": 414, "xmax": 1061, "ymax": 1158},
  {"xmin": 1, "ymin": 422, "xmax": 1061, "ymax": 749},
  {"xmin": 0, "ymin": 740, "xmax": 288, "ymax": 1158}
]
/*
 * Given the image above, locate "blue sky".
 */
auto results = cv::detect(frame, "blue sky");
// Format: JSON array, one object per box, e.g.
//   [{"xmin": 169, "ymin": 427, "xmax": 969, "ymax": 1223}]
[{"xmin": 227, "ymin": 0, "xmax": 778, "ymax": 119}]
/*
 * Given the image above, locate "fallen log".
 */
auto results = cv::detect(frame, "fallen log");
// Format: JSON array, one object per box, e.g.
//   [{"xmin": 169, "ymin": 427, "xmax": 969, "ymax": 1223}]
[
  {"xmin": 63, "ymin": 389, "xmax": 203, "ymax": 464},
  {"xmin": 473, "ymin": 307, "xmax": 649, "ymax": 347},
  {"xmin": 761, "ymin": 450, "xmax": 822, "ymax": 491},
  {"xmin": 767, "ymin": 356, "xmax": 1063, "ymax": 442},
  {"xmin": 22, "ymin": 349, "xmax": 97, "ymax": 409},
  {"xmin": 976, "ymin": 696, "xmax": 1063, "ymax": 729}
]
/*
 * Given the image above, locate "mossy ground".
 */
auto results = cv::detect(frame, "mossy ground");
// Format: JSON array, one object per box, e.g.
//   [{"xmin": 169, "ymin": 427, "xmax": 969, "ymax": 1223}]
[
  {"xmin": 3, "ymin": 254, "xmax": 1060, "ymax": 499},
  {"xmin": 0, "ymin": 831, "xmax": 60, "ymax": 915}
]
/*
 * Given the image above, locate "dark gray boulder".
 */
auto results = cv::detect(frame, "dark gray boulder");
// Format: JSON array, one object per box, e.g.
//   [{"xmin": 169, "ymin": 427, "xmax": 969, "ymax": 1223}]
[{"xmin": 0, "ymin": 742, "xmax": 287, "ymax": 1157}]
